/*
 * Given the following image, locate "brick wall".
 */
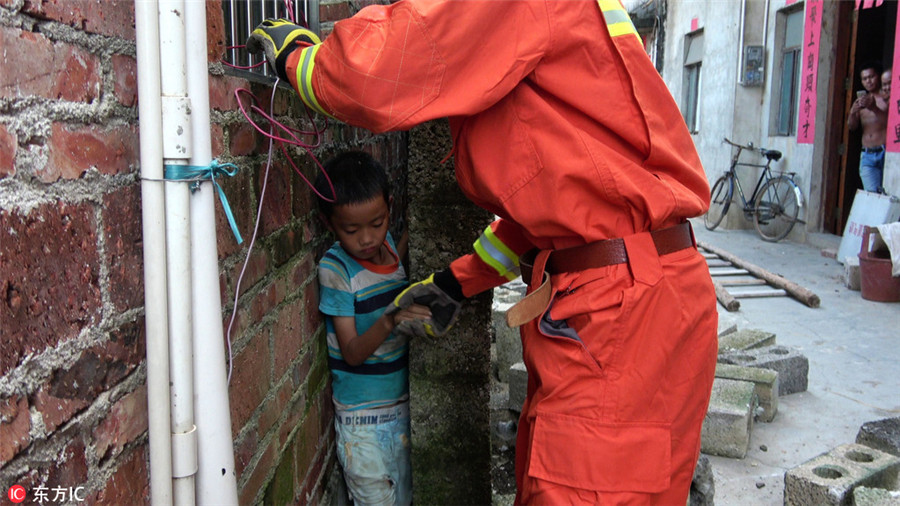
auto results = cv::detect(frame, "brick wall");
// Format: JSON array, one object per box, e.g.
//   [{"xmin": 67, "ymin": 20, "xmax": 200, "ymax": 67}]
[{"xmin": 0, "ymin": 0, "xmax": 406, "ymax": 504}]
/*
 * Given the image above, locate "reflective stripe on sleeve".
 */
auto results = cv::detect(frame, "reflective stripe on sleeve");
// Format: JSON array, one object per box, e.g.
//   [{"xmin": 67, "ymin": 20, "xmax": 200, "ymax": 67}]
[
  {"xmin": 473, "ymin": 226, "xmax": 520, "ymax": 281},
  {"xmin": 295, "ymin": 45, "xmax": 331, "ymax": 117},
  {"xmin": 597, "ymin": 0, "xmax": 639, "ymax": 39}
]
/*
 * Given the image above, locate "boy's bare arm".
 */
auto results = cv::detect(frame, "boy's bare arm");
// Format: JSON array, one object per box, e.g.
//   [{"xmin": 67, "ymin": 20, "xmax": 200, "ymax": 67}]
[{"xmin": 333, "ymin": 305, "xmax": 431, "ymax": 366}]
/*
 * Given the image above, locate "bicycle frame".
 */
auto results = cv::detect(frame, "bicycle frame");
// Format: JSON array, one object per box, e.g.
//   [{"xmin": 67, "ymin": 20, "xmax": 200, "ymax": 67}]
[{"xmin": 727, "ymin": 144, "xmax": 777, "ymax": 213}]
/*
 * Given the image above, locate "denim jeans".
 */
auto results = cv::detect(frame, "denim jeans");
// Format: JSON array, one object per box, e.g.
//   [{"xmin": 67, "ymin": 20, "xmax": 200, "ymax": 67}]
[
  {"xmin": 859, "ymin": 147, "xmax": 885, "ymax": 193},
  {"xmin": 335, "ymin": 402, "xmax": 412, "ymax": 506}
]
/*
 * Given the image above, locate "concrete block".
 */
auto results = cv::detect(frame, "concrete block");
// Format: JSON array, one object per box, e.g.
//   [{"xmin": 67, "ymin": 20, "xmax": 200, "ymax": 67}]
[
  {"xmin": 715, "ymin": 363, "xmax": 779, "ymax": 422},
  {"xmin": 508, "ymin": 362, "xmax": 527, "ymax": 413},
  {"xmin": 719, "ymin": 345, "xmax": 809, "ymax": 396},
  {"xmin": 718, "ymin": 328, "xmax": 776, "ymax": 352},
  {"xmin": 844, "ymin": 257, "xmax": 861, "ymax": 291},
  {"xmin": 783, "ymin": 443, "xmax": 900, "ymax": 506},
  {"xmin": 689, "ymin": 454, "xmax": 715, "ymax": 506},
  {"xmin": 853, "ymin": 486, "xmax": 900, "ymax": 506},
  {"xmin": 700, "ymin": 378, "xmax": 757, "ymax": 459},
  {"xmin": 857, "ymin": 417, "xmax": 900, "ymax": 457}
]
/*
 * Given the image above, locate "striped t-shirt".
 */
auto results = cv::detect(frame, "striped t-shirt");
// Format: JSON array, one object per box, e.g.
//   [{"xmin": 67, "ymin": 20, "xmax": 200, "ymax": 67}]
[{"xmin": 317, "ymin": 233, "xmax": 409, "ymax": 411}]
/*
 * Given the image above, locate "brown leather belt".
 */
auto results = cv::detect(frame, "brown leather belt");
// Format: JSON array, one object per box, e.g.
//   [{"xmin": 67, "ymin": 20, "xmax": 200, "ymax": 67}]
[{"xmin": 509, "ymin": 222, "xmax": 695, "ymax": 327}]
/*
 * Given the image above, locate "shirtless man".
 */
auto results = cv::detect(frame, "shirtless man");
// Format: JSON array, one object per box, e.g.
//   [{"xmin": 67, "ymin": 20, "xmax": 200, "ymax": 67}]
[{"xmin": 849, "ymin": 62, "xmax": 888, "ymax": 193}]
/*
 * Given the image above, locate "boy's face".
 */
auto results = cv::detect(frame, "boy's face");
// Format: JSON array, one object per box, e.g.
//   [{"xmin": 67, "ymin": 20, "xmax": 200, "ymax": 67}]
[{"xmin": 327, "ymin": 197, "xmax": 391, "ymax": 262}]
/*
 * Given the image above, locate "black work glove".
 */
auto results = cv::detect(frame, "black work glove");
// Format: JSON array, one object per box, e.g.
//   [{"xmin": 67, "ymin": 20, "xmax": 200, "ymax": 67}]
[
  {"xmin": 245, "ymin": 19, "xmax": 320, "ymax": 81},
  {"xmin": 387, "ymin": 270, "xmax": 464, "ymax": 338}
]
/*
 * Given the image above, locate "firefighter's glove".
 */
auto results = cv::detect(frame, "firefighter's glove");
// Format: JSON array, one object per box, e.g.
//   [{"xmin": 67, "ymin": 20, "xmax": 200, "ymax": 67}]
[
  {"xmin": 246, "ymin": 19, "xmax": 320, "ymax": 82},
  {"xmin": 387, "ymin": 270, "xmax": 464, "ymax": 338}
]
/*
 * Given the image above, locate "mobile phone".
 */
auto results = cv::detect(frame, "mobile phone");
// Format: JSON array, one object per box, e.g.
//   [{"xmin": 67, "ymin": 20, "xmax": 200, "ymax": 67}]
[{"xmin": 856, "ymin": 90, "xmax": 867, "ymax": 99}]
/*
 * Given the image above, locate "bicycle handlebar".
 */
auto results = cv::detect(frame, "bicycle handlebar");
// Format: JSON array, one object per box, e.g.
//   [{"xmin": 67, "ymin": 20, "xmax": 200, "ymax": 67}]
[{"xmin": 723, "ymin": 137, "xmax": 775, "ymax": 158}]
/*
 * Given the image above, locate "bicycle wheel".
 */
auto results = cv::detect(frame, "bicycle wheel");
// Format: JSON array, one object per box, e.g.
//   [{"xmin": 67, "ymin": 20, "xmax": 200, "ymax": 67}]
[
  {"xmin": 753, "ymin": 176, "xmax": 801, "ymax": 242},
  {"xmin": 704, "ymin": 175, "xmax": 732, "ymax": 230}
]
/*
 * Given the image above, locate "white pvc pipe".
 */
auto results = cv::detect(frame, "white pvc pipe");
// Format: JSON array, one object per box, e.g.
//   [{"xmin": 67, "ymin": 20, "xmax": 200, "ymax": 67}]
[
  {"xmin": 184, "ymin": 0, "xmax": 240, "ymax": 503},
  {"xmin": 158, "ymin": 1, "xmax": 198, "ymax": 504},
  {"xmin": 134, "ymin": 1, "xmax": 173, "ymax": 504}
]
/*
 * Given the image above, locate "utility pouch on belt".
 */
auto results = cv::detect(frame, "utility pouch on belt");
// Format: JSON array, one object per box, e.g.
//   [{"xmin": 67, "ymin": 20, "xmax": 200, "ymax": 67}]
[{"xmin": 505, "ymin": 222, "xmax": 695, "ymax": 328}]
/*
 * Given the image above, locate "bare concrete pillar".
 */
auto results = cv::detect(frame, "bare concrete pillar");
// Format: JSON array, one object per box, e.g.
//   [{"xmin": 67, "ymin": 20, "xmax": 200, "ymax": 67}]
[{"xmin": 407, "ymin": 120, "xmax": 493, "ymax": 503}]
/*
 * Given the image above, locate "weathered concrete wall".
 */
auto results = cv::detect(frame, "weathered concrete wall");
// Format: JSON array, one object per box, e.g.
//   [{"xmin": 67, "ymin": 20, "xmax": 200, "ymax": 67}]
[{"xmin": 407, "ymin": 120, "xmax": 494, "ymax": 504}]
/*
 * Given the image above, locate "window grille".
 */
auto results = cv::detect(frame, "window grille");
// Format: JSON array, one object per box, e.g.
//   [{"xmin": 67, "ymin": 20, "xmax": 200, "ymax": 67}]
[{"xmin": 222, "ymin": 0, "xmax": 318, "ymax": 79}]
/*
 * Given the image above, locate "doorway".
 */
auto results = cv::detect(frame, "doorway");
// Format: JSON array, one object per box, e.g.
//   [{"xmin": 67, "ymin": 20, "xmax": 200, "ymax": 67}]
[{"xmin": 823, "ymin": 0, "xmax": 896, "ymax": 235}]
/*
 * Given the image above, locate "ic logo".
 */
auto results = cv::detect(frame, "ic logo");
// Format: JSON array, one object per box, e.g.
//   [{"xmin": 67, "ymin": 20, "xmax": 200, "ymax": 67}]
[{"xmin": 8, "ymin": 484, "xmax": 26, "ymax": 503}]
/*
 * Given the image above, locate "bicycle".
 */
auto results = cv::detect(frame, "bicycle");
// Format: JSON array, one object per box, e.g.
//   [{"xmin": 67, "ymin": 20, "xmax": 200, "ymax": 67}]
[{"xmin": 704, "ymin": 137, "xmax": 804, "ymax": 242}]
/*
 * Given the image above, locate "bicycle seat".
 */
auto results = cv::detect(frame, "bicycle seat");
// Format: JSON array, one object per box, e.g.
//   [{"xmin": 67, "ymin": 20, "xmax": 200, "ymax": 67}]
[{"xmin": 763, "ymin": 149, "xmax": 782, "ymax": 162}]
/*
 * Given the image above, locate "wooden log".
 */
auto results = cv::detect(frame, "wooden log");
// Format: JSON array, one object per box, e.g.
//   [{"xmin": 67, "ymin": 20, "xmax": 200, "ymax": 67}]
[
  {"xmin": 731, "ymin": 289, "xmax": 788, "ymax": 298},
  {"xmin": 699, "ymin": 241, "xmax": 821, "ymax": 308},
  {"xmin": 713, "ymin": 279, "xmax": 740, "ymax": 311}
]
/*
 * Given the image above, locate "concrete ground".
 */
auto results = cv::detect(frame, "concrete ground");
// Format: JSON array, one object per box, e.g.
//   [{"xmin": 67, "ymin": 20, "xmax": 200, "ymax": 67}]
[{"xmin": 692, "ymin": 219, "xmax": 900, "ymax": 505}]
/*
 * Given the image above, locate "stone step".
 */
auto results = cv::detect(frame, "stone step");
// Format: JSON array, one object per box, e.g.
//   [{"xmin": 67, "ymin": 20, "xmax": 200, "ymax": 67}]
[{"xmin": 718, "ymin": 328, "xmax": 776, "ymax": 352}]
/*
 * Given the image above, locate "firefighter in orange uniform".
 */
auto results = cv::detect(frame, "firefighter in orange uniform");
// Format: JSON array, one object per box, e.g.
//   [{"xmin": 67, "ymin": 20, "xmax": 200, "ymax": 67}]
[{"xmin": 249, "ymin": 1, "xmax": 717, "ymax": 503}]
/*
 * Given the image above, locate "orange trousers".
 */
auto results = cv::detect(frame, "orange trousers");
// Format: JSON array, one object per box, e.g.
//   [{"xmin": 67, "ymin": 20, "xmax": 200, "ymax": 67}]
[{"xmin": 514, "ymin": 231, "xmax": 718, "ymax": 505}]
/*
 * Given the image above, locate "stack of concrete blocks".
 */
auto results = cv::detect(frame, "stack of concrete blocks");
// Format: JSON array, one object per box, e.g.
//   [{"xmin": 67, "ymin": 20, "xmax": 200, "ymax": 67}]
[
  {"xmin": 700, "ymin": 327, "xmax": 809, "ymax": 459},
  {"xmin": 783, "ymin": 444, "xmax": 900, "ymax": 505}
]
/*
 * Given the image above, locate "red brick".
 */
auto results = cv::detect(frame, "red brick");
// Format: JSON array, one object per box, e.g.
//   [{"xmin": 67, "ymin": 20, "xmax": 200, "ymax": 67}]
[
  {"xmin": 206, "ymin": 0, "xmax": 225, "ymax": 62},
  {"xmin": 0, "ymin": 203, "xmax": 101, "ymax": 375},
  {"xmin": 111, "ymin": 54, "xmax": 137, "ymax": 107},
  {"xmin": 0, "ymin": 122, "xmax": 15, "ymax": 177},
  {"xmin": 259, "ymin": 380, "xmax": 293, "ymax": 439},
  {"xmin": 319, "ymin": 2, "xmax": 352, "ymax": 23},
  {"xmin": 47, "ymin": 123, "xmax": 139, "ymax": 180},
  {"xmin": 92, "ymin": 445, "xmax": 150, "ymax": 505},
  {"xmin": 22, "ymin": 0, "xmax": 135, "ymax": 40},
  {"xmin": 31, "ymin": 386, "xmax": 90, "ymax": 436},
  {"xmin": 0, "ymin": 396, "xmax": 31, "ymax": 465},
  {"xmin": 229, "ymin": 332, "xmax": 271, "ymax": 436},
  {"xmin": 214, "ymin": 166, "xmax": 254, "ymax": 258},
  {"xmin": 274, "ymin": 300, "xmax": 304, "ymax": 377},
  {"xmin": 229, "ymin": 247, "xmax": 269, "ymax": 297},
  {"xmin": 210, "ymin": 124, "xmax": 225, "ymax": 158},
  {"xmin": 234, "ymin": 430, "xmax": 258, "ymax": 480},
  {"xmin": 238, "ymin": 437, "xmax": 277, "ymax": 506},
  {"xmin": 42, "ymin": 437, "xmax": 89, "ymax": 493},
  {"xmin": 209, "ymin": 75, "xmax": 245, "ymax": 111},
  {"xmin": 93, "ymin": 385, "xmax": 148, "ymax": 461},
  {"xmin": 103, "ymin": 185, "xmax": 144, "ymax": 311},
  {"xmin": 304, "ymin": 281, "xmax": 323, "ymax": 340},
  {"xmin": 0, "ymin": 27, "xmax": 100, "ymax": 102},
  {"xmin": 228, "ymin": 122, "xmax": 259, "ymax": 156}
]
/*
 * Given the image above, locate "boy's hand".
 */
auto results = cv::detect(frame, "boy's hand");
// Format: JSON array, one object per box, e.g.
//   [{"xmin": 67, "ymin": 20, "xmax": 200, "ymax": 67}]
[
  {"xmin": 386, "ymin": 272, "xmax": 463, "ymax": 338},
  {"xmin": 390, "ymin": 305, "xmax": 432, "ymax": 339}
]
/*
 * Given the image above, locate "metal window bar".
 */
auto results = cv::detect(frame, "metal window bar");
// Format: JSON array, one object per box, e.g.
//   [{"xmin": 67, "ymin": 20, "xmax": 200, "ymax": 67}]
[{"xmin": 222, "ymin": 0, "xmax": 318, "ymax": 78}]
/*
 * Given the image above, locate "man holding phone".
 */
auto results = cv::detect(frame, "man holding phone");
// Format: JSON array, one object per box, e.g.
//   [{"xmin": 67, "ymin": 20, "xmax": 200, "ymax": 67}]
[{"xmin": 848, "ymin": 61, "xmax": 888, "ymax": 193}]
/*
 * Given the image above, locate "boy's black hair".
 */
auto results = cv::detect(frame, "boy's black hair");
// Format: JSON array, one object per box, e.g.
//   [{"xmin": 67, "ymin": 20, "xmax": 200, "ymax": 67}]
[{"xmin": 314, "ymin": 151, "xmax": 390, "ymax": 217}]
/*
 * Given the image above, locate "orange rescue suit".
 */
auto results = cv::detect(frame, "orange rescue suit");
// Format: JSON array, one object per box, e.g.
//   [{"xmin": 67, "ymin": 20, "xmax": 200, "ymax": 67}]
[{"xmin": 287, "ymin": 1, "xmax": 718, "ymax": 503}]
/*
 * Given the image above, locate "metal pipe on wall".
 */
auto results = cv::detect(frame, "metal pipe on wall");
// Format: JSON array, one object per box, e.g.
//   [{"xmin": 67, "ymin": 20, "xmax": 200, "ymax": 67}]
[{"xmin": 184, "ymin": 0, "xmax": 240, "ymax": 502}]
